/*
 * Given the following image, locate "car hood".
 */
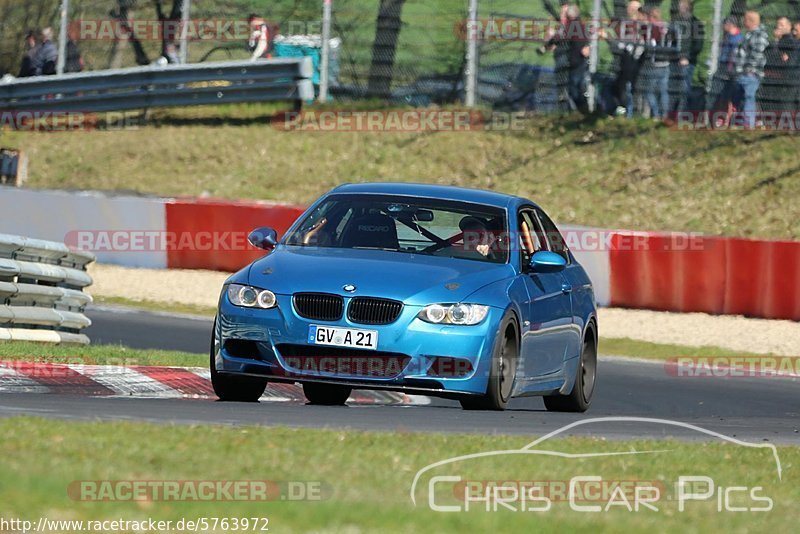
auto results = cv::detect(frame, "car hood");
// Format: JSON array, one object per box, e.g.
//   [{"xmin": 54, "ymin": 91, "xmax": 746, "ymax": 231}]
[{"xmin": 247, "ymin": 246, "xmax": 515, "ymax": 306}]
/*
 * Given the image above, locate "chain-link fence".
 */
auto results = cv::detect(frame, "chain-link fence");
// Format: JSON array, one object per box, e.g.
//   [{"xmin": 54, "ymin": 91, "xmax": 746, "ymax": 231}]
[{"xmin": 2, "ymin": 0, "xmax": 800, "ymax": 122}]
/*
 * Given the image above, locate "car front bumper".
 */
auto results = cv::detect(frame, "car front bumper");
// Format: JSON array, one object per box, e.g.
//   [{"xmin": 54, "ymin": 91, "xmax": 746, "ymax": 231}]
[{"xmin": 214, "ymin": 294, "xmax": 504, "ymax": 396}]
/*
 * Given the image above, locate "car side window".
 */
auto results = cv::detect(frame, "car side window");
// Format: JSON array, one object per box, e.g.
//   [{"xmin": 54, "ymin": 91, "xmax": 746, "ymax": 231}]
[
  {"xmin": 518, "ymin": 210, "xmax": 547, "ymax": 269},
  {"xmin": 535, "ymin": 208, "xmax": 570, "ymax": 264}
]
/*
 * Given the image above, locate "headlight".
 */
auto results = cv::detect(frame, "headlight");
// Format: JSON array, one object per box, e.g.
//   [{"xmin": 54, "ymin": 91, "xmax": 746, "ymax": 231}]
[
  {"xmin": 418, "ymin": 303, "xmax": 489, "ymax": 325},
  {"xmin": 227, "ymin": 284, "xmax": 277, "ymax": 309}
]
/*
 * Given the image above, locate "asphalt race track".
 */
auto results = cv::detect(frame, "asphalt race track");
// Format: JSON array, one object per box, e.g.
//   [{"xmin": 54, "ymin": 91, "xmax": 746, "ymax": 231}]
[{"xmin": 1, "ymin": 306, "xmax": 797, "ymax": 444}]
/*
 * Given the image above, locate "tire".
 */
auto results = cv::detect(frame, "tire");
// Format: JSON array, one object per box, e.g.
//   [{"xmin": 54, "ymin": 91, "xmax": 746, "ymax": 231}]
[
  {"xmin": 544, "ymin": 322, "xmax": 597, "ymax": 413},
  {"xmin": 460, "ymin": 315, "xmax": 518, "ymax": 411},
  {"xmin": 209, "ymin": 320, "xmax": 268, "ymax": 402},
  {"xmin": 302, "ymin": 383, "xmax": 352, "ymax": 406}
]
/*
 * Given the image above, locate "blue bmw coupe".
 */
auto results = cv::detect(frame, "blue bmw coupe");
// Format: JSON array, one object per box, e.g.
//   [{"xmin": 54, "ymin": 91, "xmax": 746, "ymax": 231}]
[{"xmin": 211, "ymin": 183, "xmax": 598, "ymax": 411}]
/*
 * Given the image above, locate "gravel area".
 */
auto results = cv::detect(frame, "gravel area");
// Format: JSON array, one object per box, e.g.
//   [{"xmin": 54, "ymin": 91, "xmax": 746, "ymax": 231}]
[
  {"xmin": 598, "ymin": 308, "xmax": 800, "ymax": 357},
  {"xmin": 88, "ymin": 264, "xmax": 228, "ymax": 309},
  {"xmin": 87, "ymin": 264, "xmax": 800, "ymax": 356}
]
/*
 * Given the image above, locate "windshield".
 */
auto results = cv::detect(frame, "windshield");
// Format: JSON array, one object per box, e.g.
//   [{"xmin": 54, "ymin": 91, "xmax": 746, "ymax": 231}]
[{"xmin": 284, "ymin": 194, "xmax": 509, "ymax": 264}]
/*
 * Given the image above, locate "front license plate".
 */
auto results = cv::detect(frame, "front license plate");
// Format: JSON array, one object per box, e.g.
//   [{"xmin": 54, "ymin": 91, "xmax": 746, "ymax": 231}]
[{"xmin": 308, "ymin": 325, "xmax": 379, "ymax": 350}]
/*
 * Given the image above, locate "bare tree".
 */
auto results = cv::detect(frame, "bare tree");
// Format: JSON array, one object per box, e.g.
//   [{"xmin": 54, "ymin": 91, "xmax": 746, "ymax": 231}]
[{"xmin": 366, "ymin": 0, "xmax": 406, "ymax": 99}]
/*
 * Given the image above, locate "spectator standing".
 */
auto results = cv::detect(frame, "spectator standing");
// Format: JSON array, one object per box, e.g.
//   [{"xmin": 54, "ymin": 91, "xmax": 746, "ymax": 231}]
[
  {"xmin": 642, "ymin": 7, "xmax": 677, "ymax": 119},
  {"xmin": 65, "ymin": 24, "xmax": 84, "ymax": 73},
  {"xmin": 734, "ymin": 11, "xmax": 769, "ymax": 128},
  {"xmin": 708, "ymin": 17, "xmax": 743, "ymax": 122},
  {"xmin": 33, "ymin": 27, "xmax": 58, "ymax": 76},
  {"xmin": 18, "ymin": 31, "xmax": 39, "ymax": 78},
  {"xmin": 542, "ymin": 4, "xmax": 574, "ymax": 113},
  {"xmin": 671, "ymin": 0, "xmax": 704, "ymax": 113},
  {"xmin": 544, "ymin": 4, "xmax": 590, "ymax": 113},
  {"xmin": 607, "ymin": 1, "xmax": 647, "ymax": 116},
  {"xmin": 248, "ymin": 14, "xmax": 276, "ymax": 61},
  {"xmin": 792, "ymin": 20, "xmax": 800, "ymax": 110},
  {"xmin": 761, "ymin": 17, "xmax": 795, "ymax": 112}
]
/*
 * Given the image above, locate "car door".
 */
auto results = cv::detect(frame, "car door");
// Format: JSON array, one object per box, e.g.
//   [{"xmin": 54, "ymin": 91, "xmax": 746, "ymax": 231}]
[{"xmin": 517, "ymin": 209, "xmax": 575, "ymax": 378}]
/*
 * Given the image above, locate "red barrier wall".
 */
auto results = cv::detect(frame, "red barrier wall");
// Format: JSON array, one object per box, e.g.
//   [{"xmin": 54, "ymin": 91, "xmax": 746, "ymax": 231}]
[
  {"xmin": 724, "ymin": 238, "xmax": 800, "ymax": 320},
  {"xmin": 163, "ymin": 195, "xmax": 800, "ymax": 321},
  {"xmin": 610, "ymin": 232, "xmax": 800, "ymax": 321},
  {"xmin": 165, "ymin": 198, "xmax": 306, "ymax": 271}
]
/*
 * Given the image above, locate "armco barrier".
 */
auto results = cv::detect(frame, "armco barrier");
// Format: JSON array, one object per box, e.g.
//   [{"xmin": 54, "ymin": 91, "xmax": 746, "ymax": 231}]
[
  {"xmin": 0, "ymin": 58, "xmax": 315, "ymax": 114},
  {"xmin": 609, "ymin": 232, "xmax": 800, "ymax": 321},
  {"xmin": 0, "ymin": 234, "xmax": 95, "ymax": 345}
]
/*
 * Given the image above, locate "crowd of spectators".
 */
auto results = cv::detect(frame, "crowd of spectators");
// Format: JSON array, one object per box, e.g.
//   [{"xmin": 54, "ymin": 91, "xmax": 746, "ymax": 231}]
[
  {"xmin": 18, "ymin": 27, "xmax": 83, "ymax": 78},
  {"xmin": 544, "ymin": 0, "xmax": 800, "ymax": 126}
]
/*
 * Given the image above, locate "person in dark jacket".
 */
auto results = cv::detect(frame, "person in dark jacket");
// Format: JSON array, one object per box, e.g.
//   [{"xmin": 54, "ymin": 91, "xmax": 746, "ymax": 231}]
[
  {"xmin": 707, "ymin": 16, "xmax": 743, "ymax": 119},
  {"xmin": 542, "ymin": 4, "xmax": 591, "ymax": 114},
  {"xmin": 671, "ymin": 0, "xmax": 704, "ymax": 112},
  {"xmin": 18, "ymin": 31, "xmax": 39, "ymax": 77},
  {"xmin": 605, "ymin": 0, "xmax": 647, "ymax": 116},
  {"xmin": 32, "ymin": 27, "xmax": 58, "ymax": 76},
  {"xmin": 792, "ymin": 20, "xmax": 800, "ymax": 110},
  {"xmin": 642, "ymin": 7, "xmax": 678, "ymax": 118},
  {"xmin": 761, "ymin": 17, "xmax": 797, "ymax": 112},
  {"xmin": 64, "ymin": 24, "xmax": 84, "ymax": 73}
]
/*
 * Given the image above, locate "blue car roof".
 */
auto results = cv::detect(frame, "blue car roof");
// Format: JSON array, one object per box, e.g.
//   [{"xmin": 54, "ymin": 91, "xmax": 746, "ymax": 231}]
[{"xmin": 331, "ymin": 183, "xmax": 533, "ymax": 210}]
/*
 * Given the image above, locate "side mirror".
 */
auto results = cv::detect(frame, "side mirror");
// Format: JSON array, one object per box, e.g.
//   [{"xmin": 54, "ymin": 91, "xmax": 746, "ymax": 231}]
[
  {"xmin": 530, "ymin": 250, "xmax": 566, "ymax": 273},
  {"xmin": 248, "ymin": 227, "xmax": 278, "ymax": 251}
]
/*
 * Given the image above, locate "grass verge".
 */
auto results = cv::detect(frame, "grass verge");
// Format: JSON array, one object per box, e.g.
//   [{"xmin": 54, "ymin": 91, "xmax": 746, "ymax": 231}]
[
  {"xmin": 0, "ymin": 342, "xmax": 204, "ymax": 367},
  {"xmin": 0, "ymin": 417, "xmax": 796, "ymax": 532},
  {"xmin": 599, "ymin": 337, "xmax": 771, "ymax": 362},
  {"xmin": 92, "ymin": 295, "xmax": 217, "ymax": 318}
]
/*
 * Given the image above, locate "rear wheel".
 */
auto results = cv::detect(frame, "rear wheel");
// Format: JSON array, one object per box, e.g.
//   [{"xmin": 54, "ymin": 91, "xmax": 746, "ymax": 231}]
[
  {"xmin": 210, "ymin": 321, "xmax": 268, "ymax": 402},
  {"xmin": 544, "ymin": 323, "xmax": 597, "ymax": 413},
  {"xmin": 460, "ymin": 317, "xmax": 518, "ymax": 411},
  {"xmin": 303, "ymin": 383, "xmax": 353, "ymax": 406}
]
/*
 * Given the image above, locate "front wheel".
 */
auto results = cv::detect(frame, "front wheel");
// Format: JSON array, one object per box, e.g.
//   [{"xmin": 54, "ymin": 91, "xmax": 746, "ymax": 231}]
[
  {"xmin": 544, "ymin": 323, "xmax": 597, "ymax": 413},
  {"xmin": 303, "ymin": 383, "xmax": 352, "ymax": 406},
  {"xmin": 210, "ymin": 321, "xmax": 268, "ymax": 402},
  {"xmin": 460, "ymin": 316, "xmax": 518, "ymax": 411}
]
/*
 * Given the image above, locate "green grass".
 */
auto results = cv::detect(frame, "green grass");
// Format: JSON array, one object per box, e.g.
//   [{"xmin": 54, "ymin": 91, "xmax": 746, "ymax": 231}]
[
  {"xmin": 0, "ymin": 417, "xmax": 796, "ymax": 532},
  {"xmin": 599, "ymin": 337, "xmax": 773, "ymax": 362},
  {"xmin": 0, "ymin": 341, "xmax": 204, "ymax": 366},
  {"xmin": 9, "ymin": 108, "xmax": 800, "ymax": 240}
]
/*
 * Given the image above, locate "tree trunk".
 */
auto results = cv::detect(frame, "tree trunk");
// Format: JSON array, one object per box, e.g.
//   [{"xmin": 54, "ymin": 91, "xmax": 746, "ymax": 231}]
[
  {"xmin": 114, "ymin": 1, "xmax": 150, "ymax": 66},
  {"xmin": 366, "ymin": 0, "xmax": 406, "ymax": 99}
]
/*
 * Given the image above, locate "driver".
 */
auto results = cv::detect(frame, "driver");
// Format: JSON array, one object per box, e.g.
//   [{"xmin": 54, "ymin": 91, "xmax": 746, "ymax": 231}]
[{"xmin": 459, "ymin": 216, "xmax": 496, "ymax": 258}]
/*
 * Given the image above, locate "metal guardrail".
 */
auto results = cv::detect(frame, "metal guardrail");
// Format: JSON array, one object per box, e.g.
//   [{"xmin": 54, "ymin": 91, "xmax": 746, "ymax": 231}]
[
  {"xmin": 0, "ymin": 58, "xmax": 315, "ymax": 113},
  {"xmin": 0, "ymin": 234, "xmax": 95, "ymax": 345}
]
